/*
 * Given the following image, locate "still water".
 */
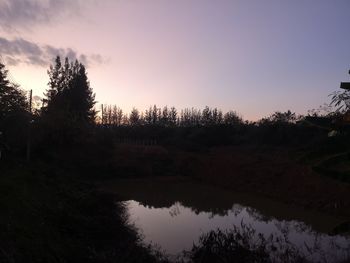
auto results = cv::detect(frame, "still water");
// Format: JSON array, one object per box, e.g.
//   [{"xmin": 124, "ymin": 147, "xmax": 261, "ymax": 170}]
[{"xmin": 101, "ymin": 177, "xmax": 350, "ymax": 261}]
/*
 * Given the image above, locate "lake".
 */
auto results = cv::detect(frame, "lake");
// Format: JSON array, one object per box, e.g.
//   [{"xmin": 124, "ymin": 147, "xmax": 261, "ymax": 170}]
[{"xmin": 100, "ymin": 177, "xmax": 350, "ymax": 262}]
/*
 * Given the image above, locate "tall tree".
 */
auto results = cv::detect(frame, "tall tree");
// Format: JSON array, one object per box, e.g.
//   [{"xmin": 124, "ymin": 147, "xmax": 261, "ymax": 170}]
[
  {"xmin": 144, "ymin": 106, "xmax": 153, "ymax": 125},
  {"xmin": 0, "ymin": 61, "xmax": 28, "ymax": 152},
  {"xmin": 0, "ymin": 62, "xmax": 28, "ymax": 124},
  {"xmin": 42, "ymin": 56, "xmax": 96, "ymax": 146},
  {"xmin": 152, "ymin": 105, "xmax": 160, "ymax": 125},
  {"xmin": 201, "ymin": 106, "xmax": 212, "ymax": 126},
  {"xmin": 44, "ymin": 56, "xmax": 96, "ymax": 125},
  {"xmin": 161, "ymin": 106, "xmax": 169, "ymax": 126},
  {"xmin": 224, "ymin": 111, "xmax": 242, "ymax": 126},
  {"xmin": 129, "ymin": 107, "xmax": 140, "ymax": 126},
  {"xmin": 169, "ymin": 107, "xmax": 177, "ymax": 126}
]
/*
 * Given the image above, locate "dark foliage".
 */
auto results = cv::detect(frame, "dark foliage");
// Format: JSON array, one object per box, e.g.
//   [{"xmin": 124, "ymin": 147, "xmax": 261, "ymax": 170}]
[
  {"xmin": 2, "ymin": 56, "xmax": 350, "ymax": 263},
  {"xmin": 40, "ymin": 56, "xmax": 96, "ymax": 146},
  {"xmin": 0, "ymin": 61, "xmax": 28, "ymax": 156},
  {"xmin": 183, "ymin": 224, "xmax": 311, "ymax": 263},
  {"xmin": 0, "ymin": 164, "xmax": 168, "ymax": 263}
]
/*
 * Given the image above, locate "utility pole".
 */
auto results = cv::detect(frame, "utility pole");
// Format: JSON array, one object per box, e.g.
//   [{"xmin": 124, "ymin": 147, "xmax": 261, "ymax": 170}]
[
  {"xmin": 101, "ymin": 104, "xmax": 104, "ymax": 125},
  {"xmin": 26, "ymin": 89, "xmax": 32, "ymax": 162}
]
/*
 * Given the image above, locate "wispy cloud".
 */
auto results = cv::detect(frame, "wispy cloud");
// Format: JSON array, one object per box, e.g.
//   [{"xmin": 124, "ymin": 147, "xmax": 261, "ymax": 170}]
[
  {"xmin": 0, "ymin": 0, "xmax": 93, "ymax": 31},
  {"xmin": 0, "ymin": 37, "xmax": 105, "ymax": 67}
]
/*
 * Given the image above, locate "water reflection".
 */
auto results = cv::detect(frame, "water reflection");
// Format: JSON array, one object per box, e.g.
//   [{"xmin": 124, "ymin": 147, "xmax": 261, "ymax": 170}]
[
  {"xmin": 102, "ymin": 177, "xmax": 345, "ymax": 232},
  {"xmin": 124, "ymin": 200, "xmax": 349, "ymax": 261},
  {"xmin": 100, "ymin": 178, "xmax": 349, "ymax": 260}
]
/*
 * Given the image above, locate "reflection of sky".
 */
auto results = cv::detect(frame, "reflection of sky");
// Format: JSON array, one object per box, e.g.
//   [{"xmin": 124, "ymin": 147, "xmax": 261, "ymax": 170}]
[{"xmin": 124, "ymin": 200, "xmax": 349, "ymax": 261}]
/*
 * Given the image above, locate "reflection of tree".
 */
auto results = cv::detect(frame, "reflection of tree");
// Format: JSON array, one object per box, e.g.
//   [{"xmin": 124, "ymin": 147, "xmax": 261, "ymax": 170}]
[
  {"xmin": 182, "ymin": 222, "xmax": 350, "ymax": 263},
  {"xmin": 274, "ymin": 220, "xmax": 311, "ymax": 238},
  {"xmin": 169, "ymin": 202, "xmax": 181, "ymax": 217},
  {"xmin": 273, "ymin": 221, "xmax": 350, "ymax": 263},
  {"xmin": 208, "ymin": 204, "xmax": 244, "ymax": 219},
  {"xmin": 231, "ymin": 204, "xmax": 244, "ymax": 217},
  {"xmin": 291, "ymin": 221, "xmax": 310, "ymax": 235},
  {"xmin": 183, "ymin": 222, "xmax": 302, "ymax": 263},
  {"xmin": 245, "ymin": 207, "xmax": 271, "ymax": 223},
  {"xmin": 114, "ymin": 181, "xmax": 237, "ymax": 216},
  {"xmin": 123, "ymin": 196, "xmax": 350, "ymax": 262}
]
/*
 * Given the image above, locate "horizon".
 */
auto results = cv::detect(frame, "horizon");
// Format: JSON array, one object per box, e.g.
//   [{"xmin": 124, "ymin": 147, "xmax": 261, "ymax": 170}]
[{"xmin": 1, "ymin": 0, "xmax": 350, "ymax": 121}]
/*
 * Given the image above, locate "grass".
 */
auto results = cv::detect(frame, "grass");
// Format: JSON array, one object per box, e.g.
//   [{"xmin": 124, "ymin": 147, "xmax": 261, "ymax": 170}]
[{"xmin": 181, "ymin": 223, "xmax": 350, "ymax": 263}]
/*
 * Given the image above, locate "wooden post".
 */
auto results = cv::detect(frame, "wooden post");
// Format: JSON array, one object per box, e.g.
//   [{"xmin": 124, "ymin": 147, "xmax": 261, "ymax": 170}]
[{"xmin": 26, "ymin": 90, "xmax": 32, "ymax": 162}]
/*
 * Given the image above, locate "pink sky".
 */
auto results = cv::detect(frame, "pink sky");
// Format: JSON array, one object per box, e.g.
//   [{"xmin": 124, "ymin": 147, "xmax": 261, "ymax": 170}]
[{"xmin": 1, "ymin": 0, "xmax": 349, "ymax": 120}]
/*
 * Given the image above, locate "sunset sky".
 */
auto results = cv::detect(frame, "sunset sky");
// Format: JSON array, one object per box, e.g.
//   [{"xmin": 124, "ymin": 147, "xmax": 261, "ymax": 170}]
[{"xmin": 1, "ymin": 0, "xmax": 349, "ymax": 120}]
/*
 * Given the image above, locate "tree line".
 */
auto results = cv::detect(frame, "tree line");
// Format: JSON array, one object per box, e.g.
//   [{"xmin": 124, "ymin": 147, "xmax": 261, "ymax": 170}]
[
  {"xmin": 100, "ymin": 104, "xmax": 244, "ymax": 127},
  {"xmin": 1, "ymin": 55, "xmax": 350, "ymax": 158}
]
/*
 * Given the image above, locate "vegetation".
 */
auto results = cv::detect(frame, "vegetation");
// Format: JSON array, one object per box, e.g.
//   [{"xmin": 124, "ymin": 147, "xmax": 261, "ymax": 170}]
[
  {"xmin": 0, "ymin": 58, "xmax": 168, "ymax": 263},
  {"xmin": 183, "ymin": 225, "xmax": 308, "ymax": 263},
  {"xmin": 38, "ymin": 56, "xmax": 96, "ymax": 147},
  {"xmin": 182, "ymin": 223, "xmax": 350, "ymax": 263},
  {"xmin": 0, "ymin": 164, "xmax": 167, "ymax": 263},
  {"xmin": 0, "ymin": 62, "xmax": 28, "ymax": 155},
  {"xmin": 1, "ymin": 57, "xmax": 350, "ymax": 262},
  {"xmin": 100, "ymin": 104, "xmax": 243, "ymax": 127},
  {"xmin": 44, "ymin": 56, "xmax": 96, "ymax": 124}
]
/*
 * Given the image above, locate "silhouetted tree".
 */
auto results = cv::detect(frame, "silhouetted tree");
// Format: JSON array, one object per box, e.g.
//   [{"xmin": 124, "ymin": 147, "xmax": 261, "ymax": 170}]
[
  {"xmin": 152, "ymin": 105, "xmax": 160, "ymax": 125},
  {"xmin": 0, "ymin": 62, "xmax": 28, "ymax": 124},
  {"xmin": 44, "ymin": 56, "xmax": 96, "ymax": 125},
  {"xmin": 180, "ymin": 108, "xmax": 191, "ymax": 126},
  {"xmin": 129, "ymin": 107, "xmax": 141, "ymax": 126},
  {"xmin": 265, "ymin": 110, "xmax": 297, "ymax": 124},
  {"xmin": 169, "ymin": 106, "xmax": 178, "ymax": 126},
  {"xmin": 161, "ymin": 106, "xmax": 169, "ymax": 126},
  {"xmin": 201, "ymin": 106, "xmax": 212, "ymax": 126},
  {"xmin": 332, "ymin": 70, "xmax": 350, "ymax": 113},
  {"xmin": 42, "ymin": 56, "xmax": 96, "ymax": 145},
  {"xmin": 122, "ymin": 113, "xmax": 129, "ymax": 126},
  {"xmin": 113, "ymin": 106, "xmax": 123, "ymax": 126},
  {"xmin": 144, "ymin": 106, "xmax": 153, "ymax": 125},
  {"xmin": 101, "ymin": 105, "xmax": 125, "ymax": 126},
  {"xmin": 0, "ymin": 61, "xmax": 28, "ymax": 153},
  {"xmin": 179, "ymin": 108, "xmax": 201, "ymax": 127},
  {"xmin": 224, "ymin": 110, "xmax": 243, "ymax": 126},
  {"xmin": 212, "ymin": 107, "xmax": 223, "ymax": 125}
]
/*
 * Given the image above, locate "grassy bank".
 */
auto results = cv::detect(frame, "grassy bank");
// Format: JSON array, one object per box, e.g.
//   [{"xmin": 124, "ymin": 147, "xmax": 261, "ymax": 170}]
[{"xmin": 0, "ymin": 161, "xmax": 167, "ymax": 263}]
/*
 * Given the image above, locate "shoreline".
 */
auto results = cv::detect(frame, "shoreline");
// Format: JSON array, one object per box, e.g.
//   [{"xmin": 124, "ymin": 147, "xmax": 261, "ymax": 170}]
[{"xmin": 98, "ymin": 175, "xmax": 348, "ymax": 235}]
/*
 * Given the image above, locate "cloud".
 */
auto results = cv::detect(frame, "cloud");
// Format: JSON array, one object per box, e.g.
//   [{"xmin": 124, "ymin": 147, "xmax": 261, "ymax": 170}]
[
  {"xmin": 0, "ymin": 37, "xmax": 105, "ymax": 67},
  {"xmin": 0, "ymin": 0, "xmax": 93, "ymax": 31}
]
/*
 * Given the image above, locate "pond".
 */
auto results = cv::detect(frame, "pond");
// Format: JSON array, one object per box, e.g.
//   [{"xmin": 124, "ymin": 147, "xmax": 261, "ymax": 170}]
[{"xmin": 101, "ymin": 177, "xmax": 350, "ymax": 262}]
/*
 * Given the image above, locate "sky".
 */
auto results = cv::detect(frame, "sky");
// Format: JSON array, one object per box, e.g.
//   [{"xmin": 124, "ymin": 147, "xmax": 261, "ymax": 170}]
[{"xmin": 0, "ymin": 0, "xmax": 350, "ymax": 120}]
